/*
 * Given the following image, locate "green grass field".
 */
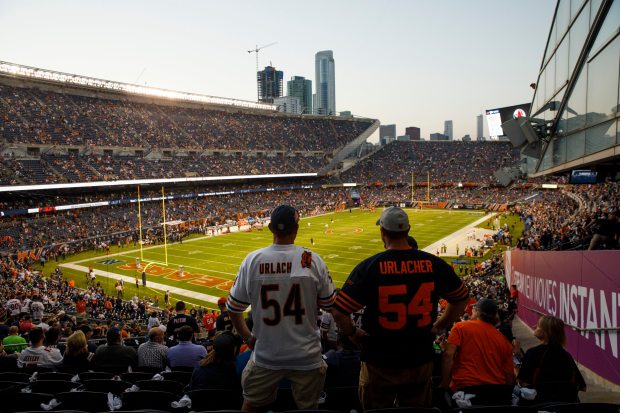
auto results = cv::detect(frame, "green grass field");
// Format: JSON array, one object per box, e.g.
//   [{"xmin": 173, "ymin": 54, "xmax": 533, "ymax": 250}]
[{"xmin": 53, "ymin": 209, "xmax": 487, "ymax": 309}]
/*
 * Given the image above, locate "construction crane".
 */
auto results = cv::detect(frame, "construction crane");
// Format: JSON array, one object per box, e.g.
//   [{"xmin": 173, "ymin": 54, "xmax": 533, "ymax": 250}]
[{"xmin": 248, "ymin": 42, "xmax": 277, "ymax": 101}]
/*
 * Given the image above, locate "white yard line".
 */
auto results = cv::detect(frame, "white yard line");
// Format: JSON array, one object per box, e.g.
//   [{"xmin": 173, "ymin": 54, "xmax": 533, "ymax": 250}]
[{"xmin": 60, "ymin": 262, "xmax": 222, "ymax": 304}]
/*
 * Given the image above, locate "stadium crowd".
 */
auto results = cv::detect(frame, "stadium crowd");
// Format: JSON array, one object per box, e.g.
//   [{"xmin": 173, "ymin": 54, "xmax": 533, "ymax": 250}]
[
  {"xmin": 337, "ymin": 141, "xmax": 520, "ymax": 184},
  {"xmin": 0, "ymin": 83, "xmax": 370, "ymax": 152},
  {"xmin": 514, "ymin": 181, "xmax": 620, "ymax": 250},
  {"xmin": 1, "ymin": 152, "xmax": 328, "ymax": 185}
]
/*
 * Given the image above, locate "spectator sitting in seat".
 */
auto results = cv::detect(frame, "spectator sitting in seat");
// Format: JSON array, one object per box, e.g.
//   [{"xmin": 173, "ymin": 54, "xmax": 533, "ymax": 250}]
[
  {"xmin": 138, "ymin": 327, "xmax": 169, "ymax": 371},
  {"xmin": 189, "ymin": 331, "xmax": 241, "ymax": 391},
  {"xmin": 17, "ymin": 327, "xmax": 62, "ymax": 369},
  {"xmin": 518, "ymin": 315, "xmax": 586, "ymax": 391},
  {"xmin": 167, "ymin": 325, "xmax": 207, "ymax": 369},
  {"xmin": 2, "ymin": 326, "xmax": 27, "ymax": 353},
  {"xmin": 61, "ymin": 330, "xmax": 93, "ymax": 373},
  {"xmin": 91, "ymin": 326, "xmax": 137, "ymax": 374},
  {"xmin": 441, "ymin": 298, "xmax": 514, "ymax": 391}
]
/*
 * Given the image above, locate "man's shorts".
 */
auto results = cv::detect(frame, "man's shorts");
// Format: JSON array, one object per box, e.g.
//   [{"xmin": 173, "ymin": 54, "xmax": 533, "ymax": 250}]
[
  {"xmin": 241, "ymin": 358, "xmax": 327, "ymax": 409},
  {"xmin": 359, "ymin": 360, "xmax": 433, "ymax": 409}
]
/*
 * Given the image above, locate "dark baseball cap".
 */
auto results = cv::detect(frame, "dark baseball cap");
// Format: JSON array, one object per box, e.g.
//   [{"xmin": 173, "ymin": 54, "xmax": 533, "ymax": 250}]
[
  {"xmin": 475, "ymin": 298, "xmax": 498, "ymax": 315},
  {"xmin": 270, "ymin": 205, "xmax": 299, "ymax": 232},
  {"xmin": 376, "ymin": 206, "xmax": 410, "ymax": 232},
  {"xmin": 106, "ymin": 327, "xmax": 121, "ymax": 342},
  {"xmin": 213, "ymin": 332, "xmax": 237, "ymax": 361}
]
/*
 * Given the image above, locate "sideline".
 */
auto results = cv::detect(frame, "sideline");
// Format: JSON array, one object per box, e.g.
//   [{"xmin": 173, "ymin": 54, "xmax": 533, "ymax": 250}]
[
  {"xmin": 60, "ymin": 262, "xmax": 221, "ymax": 305},
  {"xmin": 422, "ymin": 213, "xmax": 496, "ymax": 256}
]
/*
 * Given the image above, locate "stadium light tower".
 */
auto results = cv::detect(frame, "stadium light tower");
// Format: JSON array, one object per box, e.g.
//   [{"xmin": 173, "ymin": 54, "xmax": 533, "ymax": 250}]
[{"xmin": 248, "ymin": 42, "xmax": 277, "ymax": 101}]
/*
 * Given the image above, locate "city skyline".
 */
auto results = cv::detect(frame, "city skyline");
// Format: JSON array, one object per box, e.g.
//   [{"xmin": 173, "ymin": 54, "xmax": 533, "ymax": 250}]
[{"xmin": 0, "ymin": 0, "xmax": 556, "ymax": 141}]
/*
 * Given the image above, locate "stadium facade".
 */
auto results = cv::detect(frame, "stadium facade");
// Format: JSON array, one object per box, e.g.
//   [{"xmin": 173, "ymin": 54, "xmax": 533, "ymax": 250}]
[{"xmin": 528, "ymin": 0, "xmax": 619, "ymax": 177}]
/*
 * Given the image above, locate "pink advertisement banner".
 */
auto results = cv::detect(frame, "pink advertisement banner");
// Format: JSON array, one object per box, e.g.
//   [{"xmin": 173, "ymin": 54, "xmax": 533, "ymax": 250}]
[{"xmin": 505, "ymin": 249, "xmax": 620, "ymax": 385}]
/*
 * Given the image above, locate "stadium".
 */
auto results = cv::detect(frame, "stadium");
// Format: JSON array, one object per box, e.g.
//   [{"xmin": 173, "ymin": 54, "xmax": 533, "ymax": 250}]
[{"xmin": 0, "ymin": 1, "xmax": 618, "ymax": 412}]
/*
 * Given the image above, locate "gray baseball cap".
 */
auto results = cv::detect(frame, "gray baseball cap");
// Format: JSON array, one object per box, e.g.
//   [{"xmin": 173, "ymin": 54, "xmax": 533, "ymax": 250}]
[{"xmin": 376, "ymin": 206, "xmax": 410, "ymax": 232}]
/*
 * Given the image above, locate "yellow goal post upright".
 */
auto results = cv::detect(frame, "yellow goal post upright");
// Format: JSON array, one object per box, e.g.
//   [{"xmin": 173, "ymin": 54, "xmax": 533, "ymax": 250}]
[
  {"xmin": 411, "ymin": 171, "xmax": 431, "ymax": 208},
  {"xmin": 135, "ymin": 185, "xmax": 180, "ymax": 279}
]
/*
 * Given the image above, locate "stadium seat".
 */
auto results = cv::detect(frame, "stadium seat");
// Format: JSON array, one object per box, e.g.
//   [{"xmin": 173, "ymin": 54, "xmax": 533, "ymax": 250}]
[
  {"xmin": 0, "ymin": 372, "xmax": 31, "ymax": 383},
  {"xmin": 519, "ymin": 382, "xmax": 579, "ymax": 405},
  {"xmin": 534, "ymin": 403, "xmax": 620, "ymax": 412},
  {"xmin": 19, "ymin": 366, "xmax": 54, "ymax": 374},
  {"xmin": 265, "ymin": 387, "xmax": 297, "ymax": 411},
  {"xmin": 456, "ymin": 384, "xmax": 514, "ymax": 406},
  {"xmin": 78, "ymin": 371, "xmax": 115, "ymax": 381},
  {"xmin": 191, "ymin": 411, "xmax": 244, "ymax": 413},
  {"xmin": 322, "ymin": 386, "xmax": 362, "ymax": 413},
  {"xmin": 366, "ymin": 408, "xmax": 441, "ymax": 413},
  {"xmin": 186, "ymin": 389, "xmax": 243, "ymax": 411},
  {"xmin": 56, "ymin": 391, "xmax": 110, "ymax": 412},
  {"xmin": 135, "ymin": 379, "xmax": 185, "ymax": 395},
  {"xmin": 29, "ymin": 380, "xmax": 81, "ymax": 394},
  {"xmin": 0, "ymin": 381, "xmax": 27, "ymax": 404},
  {"xmin": 282, "ymin": 410, "xmax": 342, "ymax": 413},
  {"xmin": 120, "ymin": 390, "xmax": 179, "ymax": 411},
  {"xmin": 14, "ymin": 411, "xmax": 90, "ymax": 413},
  {"xmin": 162, "ymin": 370, "xmax": 192, "ymax": 385},
  {"xmin": 169, "ymin": 366, "xmax": 194, "ymax": 372},
  {"xmin": 0, "ymin": 380, "xmax": 27, "ymax": 392},
  {"xmin": 0, "ymin": 356, "xmax": 17, "ymax": 372},
  {"xmin": 2, "ymin": 392, "xmax": 54, "ymax": 412},
  {"xmin": 36, "ymin": 372, "xmax": 75, "ymax": 381},
  {"xmin": 104, "ymin": 411, "xmax": 172, "ymax": 413},
  {"xmin": 134, "ymin": 365, "xmax": 162, "ymax": 374},
  {"xmin": 448, "ymin": 407, "xmax": 530, "ymax": 413},
  {"xmin": 120, "ymin": 372, "xmax": 154, "ymax": 383},
  {"xmin": 81, "ymin": 379, "xmax": 132, "ymax": 394}
]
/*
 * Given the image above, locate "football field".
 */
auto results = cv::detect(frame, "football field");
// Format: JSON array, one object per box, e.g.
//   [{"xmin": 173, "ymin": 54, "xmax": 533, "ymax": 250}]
[{"xmin": 63, "ymin": 209, "xmax": 485, "ymax": 308}]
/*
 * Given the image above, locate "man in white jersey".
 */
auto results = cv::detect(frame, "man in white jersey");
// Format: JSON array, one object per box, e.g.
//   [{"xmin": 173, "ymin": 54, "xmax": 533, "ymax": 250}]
[
  {"xmin": 227, "ymin": 205, "xmax": 335, "ymax": 412},
  {"xmin": 6, "ymin": 295, "xmax": 21, "ymax": 319}
]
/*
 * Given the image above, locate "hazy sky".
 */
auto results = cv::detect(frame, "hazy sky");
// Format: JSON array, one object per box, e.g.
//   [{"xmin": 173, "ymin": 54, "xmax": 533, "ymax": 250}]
[{"xmin": 0, "ymin": 1, "xmax": 556, "ymax": 141}]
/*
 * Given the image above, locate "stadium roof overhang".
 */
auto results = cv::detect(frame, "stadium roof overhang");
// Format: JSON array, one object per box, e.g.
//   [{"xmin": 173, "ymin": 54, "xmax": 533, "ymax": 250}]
[{"xmin": 0, "ymin": 173, "xmax": 318, "ymax": 194}]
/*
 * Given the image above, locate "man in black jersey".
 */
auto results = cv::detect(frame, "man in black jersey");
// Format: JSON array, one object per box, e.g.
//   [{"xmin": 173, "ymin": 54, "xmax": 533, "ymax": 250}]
[
  {"xmin": 215, "ymin": 296, "xmax": 233, "ymax": 332},
  {"xmin": 166, "ymin": 300, "xmax": 200, "ymax": 342},
  {"xmin": 333, "ymin": 206, "xmax": 469, "ymax": 409}
]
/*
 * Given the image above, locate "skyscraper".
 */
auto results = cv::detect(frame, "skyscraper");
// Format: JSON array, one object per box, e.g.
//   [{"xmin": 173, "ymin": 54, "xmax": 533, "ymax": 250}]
[
  {"xmin": 257, "ymin": 65, "xmax": 283, "ymax": 103},
  {"xmin": 444, "ymin": 120, "xmax": 453, "ymax": 140},
  {"xmin": 315, "ymin": 50, "xmax": 336, "ymax": 115},
  {"xmin": 379, "ymin": 124, "xmax": 396, "ymax": 145},
  {"xmin": 405, "ymin": 126, "xmax": 421, "ymax": 141},
  {"xmin": 287, "ymin": 76, "xmax": 313, "ymax": 114},
  {"xmin": 476, "ymin": 115, "xmax": 484, "ymax": 140}
]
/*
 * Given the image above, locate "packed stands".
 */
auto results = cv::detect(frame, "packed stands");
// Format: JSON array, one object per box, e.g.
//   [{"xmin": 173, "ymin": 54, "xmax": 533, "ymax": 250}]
[
  {"xmin": 0, "ymin": 81, "xmax": 371, "ymax": 150},
  {"xmin": 337, "ymin": 140, "xmax": 520, "ymax": 184},
  {"xmin": 514, "ymin": 181, "xmax": 620, "ymax": 251}
]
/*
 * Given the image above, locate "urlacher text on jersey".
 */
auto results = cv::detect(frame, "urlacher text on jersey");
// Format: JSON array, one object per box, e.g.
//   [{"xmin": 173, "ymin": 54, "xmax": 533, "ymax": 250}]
[
  {"xmin": 259, "ymin": 262, "xmax": 292, "ymax": 274},
  {"xmin": 379, "ymin": 260, "xmax": 433, "ymax": 275}
]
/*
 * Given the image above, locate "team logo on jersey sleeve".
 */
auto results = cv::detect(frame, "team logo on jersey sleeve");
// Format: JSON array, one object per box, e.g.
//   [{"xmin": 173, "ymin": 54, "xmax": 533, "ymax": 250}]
[{"xmin": 301, "ymin": 251, "xmax": 312, "ymax": 268}]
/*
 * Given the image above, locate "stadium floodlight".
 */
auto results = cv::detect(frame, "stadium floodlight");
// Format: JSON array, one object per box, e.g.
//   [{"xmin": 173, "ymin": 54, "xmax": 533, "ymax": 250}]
[{"xmin": 0, "ymin": 61, "xmax": 276, "ymax": 111}]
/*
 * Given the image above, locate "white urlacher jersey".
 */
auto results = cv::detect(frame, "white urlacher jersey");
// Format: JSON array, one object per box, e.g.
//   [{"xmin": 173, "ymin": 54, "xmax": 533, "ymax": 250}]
[{"xmin": 227, "ymin": 244, "xmax": 335, "ymax": 370}]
